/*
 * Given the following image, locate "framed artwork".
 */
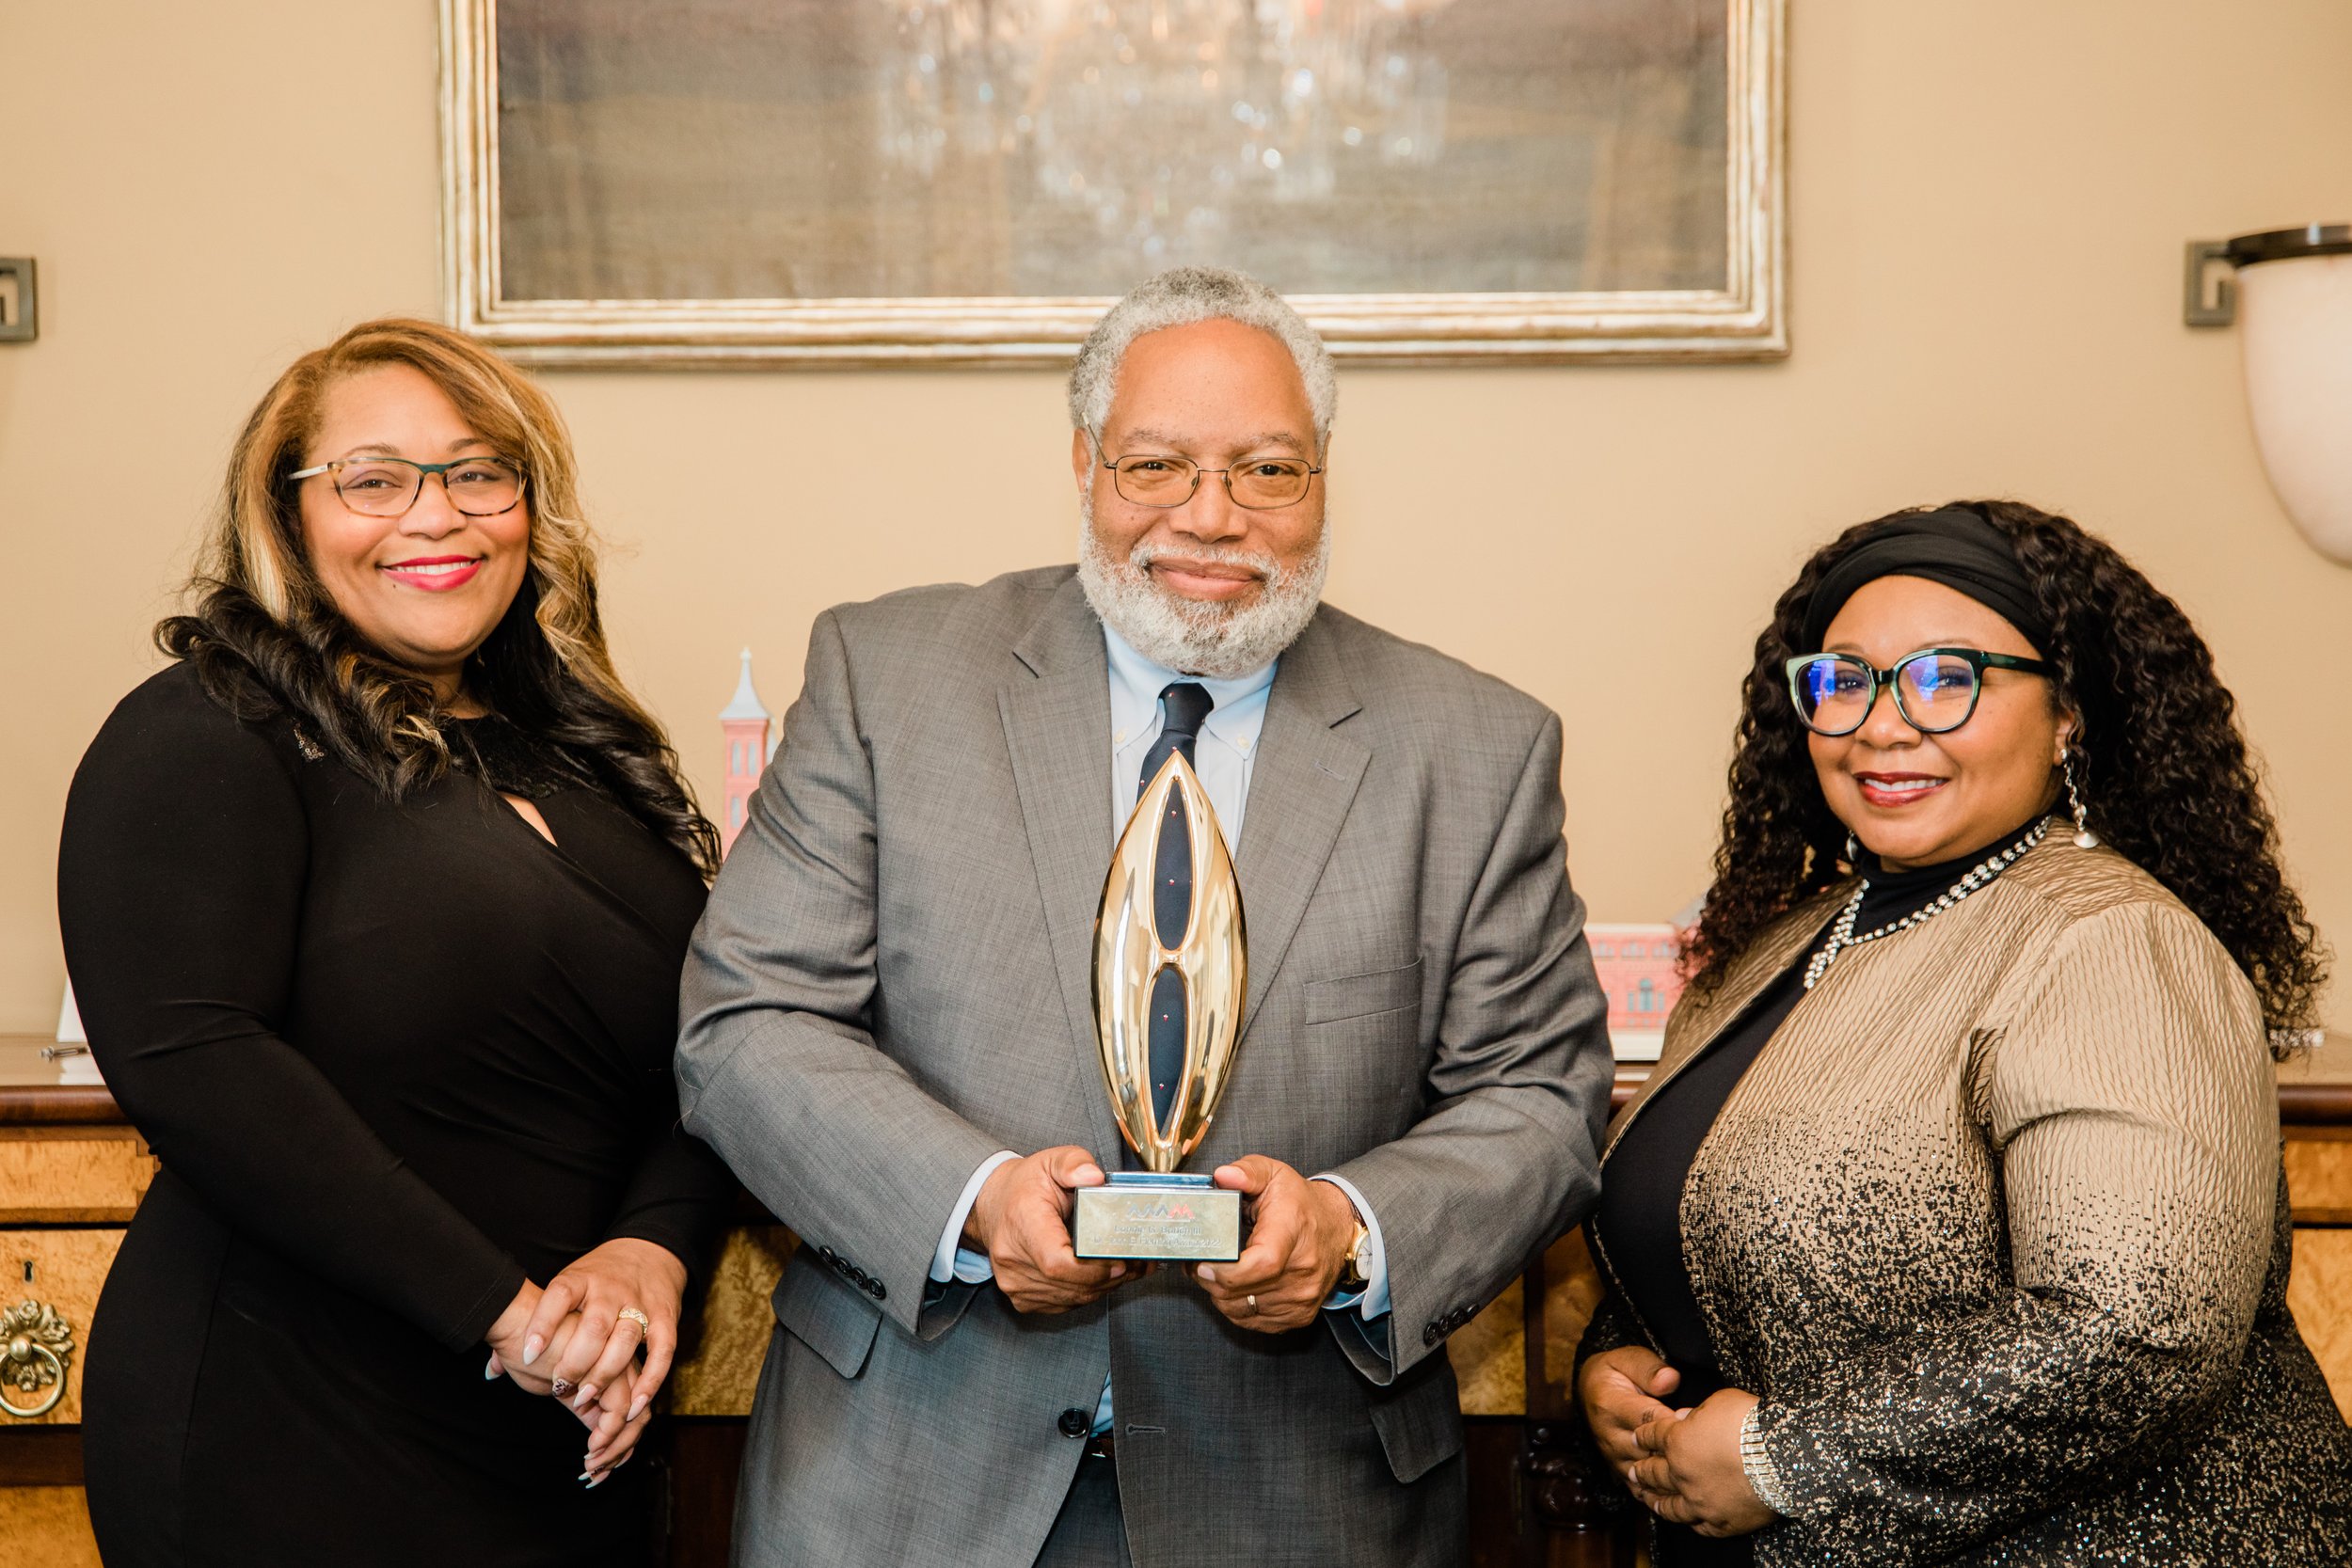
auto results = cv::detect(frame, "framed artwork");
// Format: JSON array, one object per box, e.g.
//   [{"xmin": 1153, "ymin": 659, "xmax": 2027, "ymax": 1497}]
[{"xmin": 439, "ymin": 0, "xmax": 1785, "ymax": 366}]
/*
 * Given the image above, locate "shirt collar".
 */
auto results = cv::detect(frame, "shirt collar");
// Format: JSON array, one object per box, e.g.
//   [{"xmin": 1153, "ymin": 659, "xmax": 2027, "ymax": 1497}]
[{"xmin": 1102, "ymin": 621, "xmax": 1278, "ymax": 756}]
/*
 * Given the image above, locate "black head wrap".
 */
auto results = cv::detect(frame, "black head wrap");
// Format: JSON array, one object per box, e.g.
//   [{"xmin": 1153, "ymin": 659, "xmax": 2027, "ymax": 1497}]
[{"xmin": 1800, "ymin": 507, "xmax": 2052, "ymax": 654}]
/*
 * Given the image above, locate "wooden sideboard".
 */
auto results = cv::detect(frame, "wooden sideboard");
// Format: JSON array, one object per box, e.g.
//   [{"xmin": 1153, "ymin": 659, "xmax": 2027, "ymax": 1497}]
[{"xmin": 6, "ymin": 1035, "xmax": 2348, "ymax": 1566}]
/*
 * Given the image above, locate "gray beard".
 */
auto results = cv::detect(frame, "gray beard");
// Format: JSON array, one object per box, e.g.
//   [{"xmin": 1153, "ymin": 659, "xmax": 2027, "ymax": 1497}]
[{"xmin": 1074, "ymin": 503, "xmax": 1329, "ymax": 679}]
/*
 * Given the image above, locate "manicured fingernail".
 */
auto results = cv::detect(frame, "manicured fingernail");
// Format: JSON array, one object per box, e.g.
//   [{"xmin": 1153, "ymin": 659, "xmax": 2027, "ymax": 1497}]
[
  {"xmin": 572, "ymin": 1384, "xmax": 598, "ymax": 1412},
  {"xmin": 484, "ymin": 1354, "xmax": 502, "ymax": 1381},
  {"xmin": 627, "ymin": 1395, "xmax": 648, "ymax": 1422},
  {"xmin": 522, "ymin": 1336, "xmax": 544, "ymax": 1366},
  {"xmin": 1197, "ymin": 1265, "xmax": 1217, "ymax": 1283},
  {"xmin": 585, "ymin": 1471, "xmax": 609, "ymax": 1490}
]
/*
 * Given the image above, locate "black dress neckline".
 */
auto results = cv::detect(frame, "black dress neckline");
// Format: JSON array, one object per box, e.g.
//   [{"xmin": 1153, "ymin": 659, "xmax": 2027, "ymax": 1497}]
[
  {"xmin": 1851, "ymin": 815, "xmax": 2051, "ymax": 929},
  {"xmin": 445, "ymin": 711, "xmax": 597, "ymax": 800}
]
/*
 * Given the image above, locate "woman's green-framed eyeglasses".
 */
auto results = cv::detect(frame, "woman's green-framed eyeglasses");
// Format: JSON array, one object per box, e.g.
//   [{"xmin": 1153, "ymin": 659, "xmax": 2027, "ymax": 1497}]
[
  {"xmin": 288, "ymin": 454, "xmax": 526, "ymax": 519},
  {"xmin": 1786, "ymin": 646, "xmax": 2055, "ymax": 736}
]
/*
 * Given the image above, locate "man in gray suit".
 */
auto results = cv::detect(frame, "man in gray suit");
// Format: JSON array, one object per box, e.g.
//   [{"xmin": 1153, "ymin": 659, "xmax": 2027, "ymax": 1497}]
[{"xmin": 677, "ymin": 267, "xmax": 1613, "ymax": 1567}]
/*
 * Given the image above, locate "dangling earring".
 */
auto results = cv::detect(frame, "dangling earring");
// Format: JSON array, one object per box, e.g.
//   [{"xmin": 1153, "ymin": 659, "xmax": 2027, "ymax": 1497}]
[
  {"xmin": 2064, "ymin": 752, "xmax": 2100, "ymax": 849},
  {"xmin": 1844, "ymin": 831, "xmax": 1860, "ymax": 865}
]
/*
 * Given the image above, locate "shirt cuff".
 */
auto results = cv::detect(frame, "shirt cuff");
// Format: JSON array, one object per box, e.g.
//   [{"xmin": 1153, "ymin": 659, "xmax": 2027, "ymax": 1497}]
[
  {"xmin": 1310, "ymin": 1173, "xmax": 1390, "ymax": 1321},
  {"xmin": 931, "ymin": 1150, "xmax": 1019, "ymax": 1285}
]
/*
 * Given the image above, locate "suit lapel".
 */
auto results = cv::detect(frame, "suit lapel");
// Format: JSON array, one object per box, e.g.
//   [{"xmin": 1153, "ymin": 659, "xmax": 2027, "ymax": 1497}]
[
  {"xmin": 998, "ymin": 577, "xmax": 1122, "ymax": 1153},
  {"xmin": 1234, "ymin": 612, "xmax": 1368, "ymax": 1036}
]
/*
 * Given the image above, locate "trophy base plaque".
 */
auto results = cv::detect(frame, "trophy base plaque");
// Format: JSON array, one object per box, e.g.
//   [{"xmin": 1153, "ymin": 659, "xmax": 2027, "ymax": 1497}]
[{"xmin": 1072, "ymin": 1172, "xmax": 1242, "ymax": 1262}]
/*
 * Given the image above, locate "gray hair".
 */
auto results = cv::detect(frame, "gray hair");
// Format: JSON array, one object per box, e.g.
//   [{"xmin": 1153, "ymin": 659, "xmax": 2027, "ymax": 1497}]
[{"xmin": 1067, "ymin": 267, "xmax": 1338, "ymax": 451}]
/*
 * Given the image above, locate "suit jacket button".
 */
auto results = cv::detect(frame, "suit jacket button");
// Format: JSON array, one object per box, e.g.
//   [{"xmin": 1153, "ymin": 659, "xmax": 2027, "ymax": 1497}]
[
  {"xmin": 870, "ymin": 1280, "xmax": 888, "ymax": 1302},
  {"xmin": 818, "ymin": 1245, "xmax": 838, "ymax": 1261},
  {"xmin": 1057, "ymin": 1407, "xmax": 1091, "ymax": 1438},
  {"xmin": 1422, "ymin": 1323, "xmax": 1438, "ymax": 1346}
]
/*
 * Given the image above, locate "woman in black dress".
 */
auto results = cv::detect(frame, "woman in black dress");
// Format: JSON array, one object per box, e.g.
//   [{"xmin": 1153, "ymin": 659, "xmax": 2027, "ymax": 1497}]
[{"xmin": 57, "ymin": 318, "xmax": 735, "ymax": 1565}]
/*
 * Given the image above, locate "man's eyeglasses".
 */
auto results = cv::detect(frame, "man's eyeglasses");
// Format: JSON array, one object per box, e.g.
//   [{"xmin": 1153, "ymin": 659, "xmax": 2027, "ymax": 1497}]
[
  {"xmin": 1099, "ymin": 448, "xmax": 1321, "ymax": 511},
  {"xmin": 1786, "ymin": 646, "xmax": 2055, "ymax": 736},
  {"xmin": 288, "ymin": 455, "xmax": 526, "ymax": 519}
]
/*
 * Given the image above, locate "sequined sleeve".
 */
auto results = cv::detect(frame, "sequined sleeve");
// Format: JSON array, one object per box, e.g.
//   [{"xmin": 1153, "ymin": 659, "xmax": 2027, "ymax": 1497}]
[
  {"xmin": 1576, "ymin": 1279, "xmax": 1646, "ymax": 1363},
  {"xmin": 1747, "ymin": 899, "xmax": 2277, "ymax": 1559}
]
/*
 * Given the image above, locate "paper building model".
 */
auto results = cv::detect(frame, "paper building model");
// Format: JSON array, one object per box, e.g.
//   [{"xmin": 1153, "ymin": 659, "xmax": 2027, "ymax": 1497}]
[
  {"xmin": 1586, "ymin": 923, "xmax": 1686, "ymax": 1062},
  {"xmin": 718, "ymin": 649, "xmax": 775, "ymax": 856}
]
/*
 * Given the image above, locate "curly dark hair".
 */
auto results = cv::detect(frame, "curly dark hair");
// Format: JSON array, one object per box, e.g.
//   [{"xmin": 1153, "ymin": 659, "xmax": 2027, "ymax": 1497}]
[
  {"xmin": 158, "ymin": 318, "xmax": 719, "ymax": 879},
  {"xmin": 1684, "ymin": 499, "xmax": 2325, "ymax": 1047}
]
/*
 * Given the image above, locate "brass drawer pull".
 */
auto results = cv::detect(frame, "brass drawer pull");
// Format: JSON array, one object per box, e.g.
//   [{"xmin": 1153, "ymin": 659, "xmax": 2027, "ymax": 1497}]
[{"xmin": 1, "ymin": 1299, "xmax": 75, "ymax": 1419}]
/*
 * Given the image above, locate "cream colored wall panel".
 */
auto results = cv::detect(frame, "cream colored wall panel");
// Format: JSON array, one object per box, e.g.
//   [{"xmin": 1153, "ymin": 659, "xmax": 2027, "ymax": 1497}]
[{"xmin": 6, "ymin": 0, "xmax": 2352, "ymax": 1045}]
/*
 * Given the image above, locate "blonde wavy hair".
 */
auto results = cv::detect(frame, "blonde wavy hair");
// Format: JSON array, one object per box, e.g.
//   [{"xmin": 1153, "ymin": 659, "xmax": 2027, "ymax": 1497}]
[{"xmin": 164, "ymin": 317, "xmax": 719, "ymax": 874}]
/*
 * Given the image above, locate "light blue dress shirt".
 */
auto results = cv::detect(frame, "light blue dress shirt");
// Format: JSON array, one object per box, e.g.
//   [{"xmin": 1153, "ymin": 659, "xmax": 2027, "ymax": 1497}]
[{"xmin": 927, "ymin": 623, "xmax": 1392, "ymax": 1427}]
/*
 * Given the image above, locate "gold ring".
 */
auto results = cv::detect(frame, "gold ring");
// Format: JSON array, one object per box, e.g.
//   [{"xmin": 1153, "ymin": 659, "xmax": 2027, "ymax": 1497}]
[{"xmin": 616, "ymin": 1306, "xmax": 651, "ymax": 1336}]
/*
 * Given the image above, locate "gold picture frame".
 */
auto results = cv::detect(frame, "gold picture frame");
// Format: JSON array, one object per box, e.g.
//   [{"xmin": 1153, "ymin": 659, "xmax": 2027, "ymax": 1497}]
[{"xmin": 439, "ymin": 0, "xmax": 1786, "ymax": 368}]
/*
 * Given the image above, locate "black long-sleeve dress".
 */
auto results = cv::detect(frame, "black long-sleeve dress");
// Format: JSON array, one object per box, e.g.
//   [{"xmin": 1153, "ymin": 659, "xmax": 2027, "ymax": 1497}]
[{"xmin": 56, "ymin": 662, "xmax": 735, "ymax": 1567}]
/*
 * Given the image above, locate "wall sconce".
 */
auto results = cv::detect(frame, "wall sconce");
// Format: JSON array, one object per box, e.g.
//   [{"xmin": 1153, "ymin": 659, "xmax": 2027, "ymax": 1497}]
[
  {"xmin": 2186, "ymin": 224, "xmax": 2352, "ymax": 563},
  {"xmin": 0, "ymin": 258, "xmax": 35, "ymax": 343}
]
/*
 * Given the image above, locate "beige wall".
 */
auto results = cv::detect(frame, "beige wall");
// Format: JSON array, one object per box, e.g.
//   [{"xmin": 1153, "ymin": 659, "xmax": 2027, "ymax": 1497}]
[{"xmin": 5, "ymin": 1, "xmax": 2351, "ymax": 1033}]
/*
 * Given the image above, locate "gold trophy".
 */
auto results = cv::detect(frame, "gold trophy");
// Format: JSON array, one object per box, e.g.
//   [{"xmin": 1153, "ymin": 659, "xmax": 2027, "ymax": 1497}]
[{"xmin": 1070, "ymin": 751, "xmax": 1248, "ymax": 1261}]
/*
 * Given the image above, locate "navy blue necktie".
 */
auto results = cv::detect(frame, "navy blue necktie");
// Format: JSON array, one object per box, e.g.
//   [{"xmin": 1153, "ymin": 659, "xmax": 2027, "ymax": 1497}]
[
  {"xmin": 1138, "ymin": 683, "xmax": 1214, "ymax": 1134},
  {"xmin": 1137, "ymin": 681, "xmax": 1214, "ymax": 796}
]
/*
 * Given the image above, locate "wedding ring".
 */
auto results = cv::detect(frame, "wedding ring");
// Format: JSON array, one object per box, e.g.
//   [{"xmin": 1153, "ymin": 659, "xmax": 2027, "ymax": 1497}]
[
  {"xmin": 1246, "ymin": 1295, "xmax": 1257, "ymax": 1309},
  {"xmin": 616, "ymin": 1306, "xmax": 652, "ymax": 1336}
]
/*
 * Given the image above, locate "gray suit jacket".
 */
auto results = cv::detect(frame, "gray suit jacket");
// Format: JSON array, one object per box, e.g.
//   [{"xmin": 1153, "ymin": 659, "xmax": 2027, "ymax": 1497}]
[{"xmin": 677, "ymin": 567, "xmax": 1613, "ymax": 1568}]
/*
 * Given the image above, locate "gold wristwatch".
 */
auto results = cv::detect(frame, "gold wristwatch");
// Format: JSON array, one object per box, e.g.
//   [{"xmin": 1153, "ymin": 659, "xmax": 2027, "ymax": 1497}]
[{"xmin": 1336, "ymin": 1220, "xmax": 1373, "ymax": 1293}]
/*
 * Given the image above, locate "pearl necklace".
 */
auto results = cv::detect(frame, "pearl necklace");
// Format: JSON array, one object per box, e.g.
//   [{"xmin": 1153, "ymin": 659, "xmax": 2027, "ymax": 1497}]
[{"xmin": 1803, "ymin": 817, "xmax": 2053, "ymax": 990}]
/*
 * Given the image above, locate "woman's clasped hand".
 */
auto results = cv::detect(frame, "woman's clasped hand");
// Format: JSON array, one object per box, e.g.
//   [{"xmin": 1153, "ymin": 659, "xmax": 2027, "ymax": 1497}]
[
  {"xmin": 1581, "ymin": 1344, "xmax": 1776, "ymax": 1540},
  {"xmin": 484, "ymin": 1238, "xmax": 691, "ymax": 1486},
  {"xmin": 1627, "ymin": 1392, "xmax": 1774, "ymax": 1538}
]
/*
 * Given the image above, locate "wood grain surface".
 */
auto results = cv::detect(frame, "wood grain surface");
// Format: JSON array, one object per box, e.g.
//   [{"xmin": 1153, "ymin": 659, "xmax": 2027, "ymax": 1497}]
[
  {"xmin": 2287, "ymin": 1227, "xmax": 2352, "ymax": 1423},
  {"xmin": 668, "ymin": 1226, "xmax": 795, "ymax": 1418},
  {"xmin": 1454, "ymin": 1277, "xmax": 1526, "ymax": 1417},
  {"xmin": 0, "ymin": 1130, "xmax": 153, "ymax": 1224},
  {"xmin": 0, "ymin": 1487, "xmax": 101, "ymax": 1568},
  {"xmin": 2285, "ymin": 1137, "xmax": 2352, "ymax": 1225}
]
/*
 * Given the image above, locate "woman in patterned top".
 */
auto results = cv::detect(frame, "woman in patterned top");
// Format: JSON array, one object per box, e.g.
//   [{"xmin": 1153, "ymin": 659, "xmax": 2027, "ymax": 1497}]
[{"xmin": 1576, "ymin": 501, "xmax": 2350, "ymax": 1566}]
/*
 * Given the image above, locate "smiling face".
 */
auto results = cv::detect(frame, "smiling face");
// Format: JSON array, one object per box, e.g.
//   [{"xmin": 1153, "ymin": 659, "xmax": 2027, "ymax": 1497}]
[
  {"xmin": 1809, "ymin": 575, "xmax": 2073, "ymax": 870},
  {"xmin": 294, "ymin": 362, "xmax": 532, "ymax": 701},
  {"xmin": 1070, "ymin": 317, "xmax": 1329, "ymax": 676}
]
